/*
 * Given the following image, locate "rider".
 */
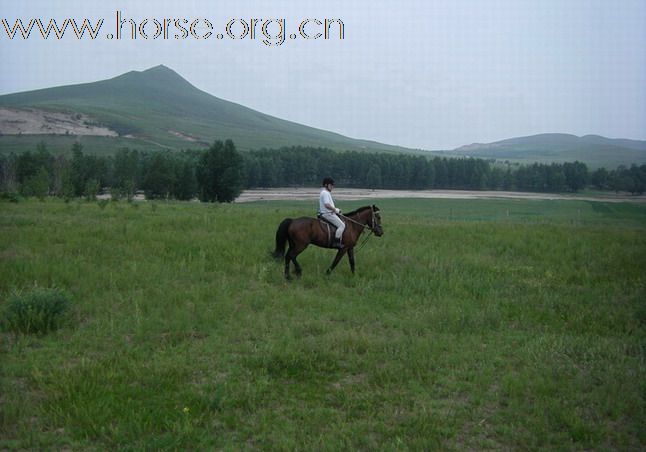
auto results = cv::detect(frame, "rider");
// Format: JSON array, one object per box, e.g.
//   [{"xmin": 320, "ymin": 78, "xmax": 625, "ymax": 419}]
[{"xmin": 318, "ymin": 177, "xmax": 345, "ymax": 248}]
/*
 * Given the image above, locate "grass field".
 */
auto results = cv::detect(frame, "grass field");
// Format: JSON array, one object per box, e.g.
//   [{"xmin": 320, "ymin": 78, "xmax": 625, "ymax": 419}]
[{"xmin": 1, "ymin": 197, "xmax": 645, "ymax": 450}]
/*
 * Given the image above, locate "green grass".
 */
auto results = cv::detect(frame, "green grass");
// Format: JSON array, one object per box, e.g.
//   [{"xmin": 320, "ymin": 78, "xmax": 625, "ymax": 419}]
[
  {"xmin": 1, "ymin": 197, "xmax": 645, "ymax": 449},
  {"xmin": 2, "ymin": 287, "xmax": 71, "ymax": 335}
]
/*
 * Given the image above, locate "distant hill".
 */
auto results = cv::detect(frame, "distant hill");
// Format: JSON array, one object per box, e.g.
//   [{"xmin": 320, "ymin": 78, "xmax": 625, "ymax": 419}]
[
  {"xmin": 0, "ymin": 65, "xmax": 412, "ymax": 154},
  {"xmin": 448, "ymin": 133, "xmax": 646, "ymax": 168},
  {"xmin": 3, "ymin": 68, "xmax": 644, "ymax": 168}
]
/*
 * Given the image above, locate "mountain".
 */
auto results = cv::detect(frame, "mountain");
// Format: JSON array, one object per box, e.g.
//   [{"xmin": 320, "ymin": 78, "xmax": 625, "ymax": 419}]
[
  {"xmin": 0, "ymin": 65, "xmax": 411, "ymax": 154},
  {"xmin": 450, "ymin": 133, "xmax": 646, "ymax": 168}
]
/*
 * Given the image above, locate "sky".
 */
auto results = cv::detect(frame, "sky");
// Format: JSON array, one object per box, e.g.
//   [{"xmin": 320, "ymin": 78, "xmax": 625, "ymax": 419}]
[{"xmin": 1, "ymin": 0, "xmax": 645, "ymax": 150}]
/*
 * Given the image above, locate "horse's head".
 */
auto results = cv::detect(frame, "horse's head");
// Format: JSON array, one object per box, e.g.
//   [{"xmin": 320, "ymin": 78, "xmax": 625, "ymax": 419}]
[{"xmin": 370, "ymin": 205, "xmax": 383, "ymax": 236}]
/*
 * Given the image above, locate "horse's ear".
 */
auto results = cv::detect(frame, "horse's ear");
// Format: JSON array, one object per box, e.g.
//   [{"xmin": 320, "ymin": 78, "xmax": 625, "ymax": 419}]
[{"xmin": 372, "ymin": 204, "xmax": 380, "ymax": 212}]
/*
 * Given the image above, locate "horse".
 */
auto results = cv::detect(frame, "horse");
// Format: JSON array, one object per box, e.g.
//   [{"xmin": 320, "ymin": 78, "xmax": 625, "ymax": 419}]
[{"xmin": 271, "ymin": 205, "xmax": 383, "ymax": 279}]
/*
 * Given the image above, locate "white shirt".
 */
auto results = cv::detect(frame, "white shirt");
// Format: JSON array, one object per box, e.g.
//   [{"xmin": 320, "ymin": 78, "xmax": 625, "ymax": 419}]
[{"xmin": 319, "ymin": 188, "xmax": 336, "ymax": 215}]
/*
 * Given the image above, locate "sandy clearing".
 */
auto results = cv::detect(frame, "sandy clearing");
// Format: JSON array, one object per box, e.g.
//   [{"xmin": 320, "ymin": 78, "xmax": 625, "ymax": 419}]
[
  {"xmin": 235, "ymin": 188, "xmax": 646, "ymax": 204},
  {"xmin": 0, "ymin": 107, "xmax": 117, "ymax": 137}
]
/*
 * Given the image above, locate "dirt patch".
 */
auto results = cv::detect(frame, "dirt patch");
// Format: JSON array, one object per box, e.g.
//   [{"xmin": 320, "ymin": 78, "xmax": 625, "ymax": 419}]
[
  {"xmin": 0, "ymin": 107, "xmax": 117, "ymax": 137},
  {"xmin": 235, "ymin": 188, "xmax": 646, "ymax": 204}
]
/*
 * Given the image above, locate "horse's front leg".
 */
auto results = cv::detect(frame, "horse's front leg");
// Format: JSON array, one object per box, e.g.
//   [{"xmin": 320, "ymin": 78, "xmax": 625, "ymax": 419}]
[
  {"xmin": 326, "ymin": 249, "xmax": 347, "ymax": 275},
  {"xmin": 347, "ymin": 247, "xmax": 356, "ymax": 274}
]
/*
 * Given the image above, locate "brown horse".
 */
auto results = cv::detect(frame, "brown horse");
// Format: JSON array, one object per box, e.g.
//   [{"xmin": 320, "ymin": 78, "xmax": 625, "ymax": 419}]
[{"xmin": 272, "ymin": 205, "xmax": 383, "ymax": 279}]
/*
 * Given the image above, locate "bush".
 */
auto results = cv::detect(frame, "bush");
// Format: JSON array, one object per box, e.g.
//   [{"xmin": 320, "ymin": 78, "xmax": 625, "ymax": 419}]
[
  {"xmin": 0, "ymin": 191, "xmax": 21, "ymax": 203},
  {"xmin": 85, "ymin": 179, "xmax": 99, "ymax": 201},
  {"xmin": 3, "ymin": 287, "xmax": 71, "ymax": 335}
]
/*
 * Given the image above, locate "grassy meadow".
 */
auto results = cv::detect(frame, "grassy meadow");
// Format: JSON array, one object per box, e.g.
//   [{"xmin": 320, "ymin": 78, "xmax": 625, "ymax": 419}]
[{"xmin": 1, "ymin": 196, "xmax": 645, "ymax": 450}]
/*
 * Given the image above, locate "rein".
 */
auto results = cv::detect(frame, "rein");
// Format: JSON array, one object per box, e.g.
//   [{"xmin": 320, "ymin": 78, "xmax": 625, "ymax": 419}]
[
  {"xmin": 355, "ymin": 229, "xmax": 373, "ymax": 253},
  {"xmin": 339, "ymin": 209, "xmax": 376, "ymax": 233},
  {"xmin": 339, "ymin": 209, "xmax": 376, "ymax": 253}
]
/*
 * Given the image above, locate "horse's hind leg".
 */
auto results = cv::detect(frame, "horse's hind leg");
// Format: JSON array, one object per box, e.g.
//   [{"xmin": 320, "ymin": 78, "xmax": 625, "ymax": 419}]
[
  {"xmin": 290, "ymin": 245, "xmax": 308, "ymax": 277},
  {"xmin": 284, "ymin": 245, "xmax": 306, "ymax": 279},
  {"xmin": 284, "ymin": 253, "xmax": 292, "ymax": 279},
  {"xmin": 292, "ymin": 256, "xmax": 303, "ymax": 277}
]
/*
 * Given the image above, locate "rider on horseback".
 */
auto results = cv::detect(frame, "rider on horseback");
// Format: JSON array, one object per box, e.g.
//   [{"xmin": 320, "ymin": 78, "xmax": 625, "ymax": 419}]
[{"xmin": 318, "ymin": 177, "xmax": 345, "ymax": 249}]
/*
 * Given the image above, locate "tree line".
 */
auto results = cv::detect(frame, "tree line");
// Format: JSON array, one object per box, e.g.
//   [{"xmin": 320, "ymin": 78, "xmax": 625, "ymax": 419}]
[
  {"xmin": 0, "ymin": 140, "xmax": 244, "ymax": 202},
  {"xmin": 1, "ymin": 142, "xmax": 645, "ymax": 201},
  {"xmin": 242, "ymin": 147, "xmax": 646, "ymax": 194}
]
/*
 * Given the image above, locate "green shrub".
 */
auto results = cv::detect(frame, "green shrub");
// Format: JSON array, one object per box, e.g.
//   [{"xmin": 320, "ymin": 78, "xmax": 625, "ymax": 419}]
[
  {"xmin": 0, "ymin": 191, "xmax": 21, "ymax": 203},
  {"xmin": 85, "ymin": 179, "xmax": 100, "ymax": 201},
  {"xmin": 3, "ymin": 287, "xmax": 71, "ymax": 335}
]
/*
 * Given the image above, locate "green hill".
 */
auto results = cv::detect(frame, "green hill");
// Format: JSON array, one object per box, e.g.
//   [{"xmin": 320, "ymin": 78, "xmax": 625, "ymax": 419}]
[
  {"xmin": 449, "ymin": 133, "xmax": 646, "ymax": 168},
  {"xmin": 0, "ymin": 65, "xmax": 411, "ymax": 154}
]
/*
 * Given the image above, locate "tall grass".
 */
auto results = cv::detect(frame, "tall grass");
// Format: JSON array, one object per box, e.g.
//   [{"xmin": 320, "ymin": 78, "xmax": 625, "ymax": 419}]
[
  {"xmin": 0, "ymin": 197, "xmax": 644, "ymax": 449},
  {"xmin": 2, "ymin": 287, "xmax": 71, "ymax": 335}
]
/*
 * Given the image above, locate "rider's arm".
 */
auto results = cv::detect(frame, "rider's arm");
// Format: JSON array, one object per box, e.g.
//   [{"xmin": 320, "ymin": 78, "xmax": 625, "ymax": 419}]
[
  {"xmin": 321, "ymin": 191, "xmax": 340, "ymax": 214},
  {"xmin": 325, "ymin": 202, "xmax": 340, "ymax": 214}
]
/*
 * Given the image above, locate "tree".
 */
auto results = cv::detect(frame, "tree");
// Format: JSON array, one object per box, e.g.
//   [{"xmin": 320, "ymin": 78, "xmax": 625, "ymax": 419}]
[
  {"xmin": 591, "ymin": 168, "xmax": 610, "ymax": 190},
  {"xmin": 0, "ymin": 153, "xmax": 18, "ymax": 193},
  {"xmin": 218, "ymin": 140, "xmax": 245, "ymax": 202},
  {"xmin": 69, "ymin": 142, "xmax": 96, "ymax": 197},
  {"xmin": 22, "ymin": 166, "xmax": 50, "ymax": 200},
  {"xmin": 563, "ymin": 161, "xmax": 588, "ymax": 192},
  {"xmin": 488, "ymin": 166, "xmax": 504, "ymax": 190},
  {"xmin": 411, "ymin": 157, "xmax": 433, "ymax": 189},
  {"xmin": 197, "ymin": 139, "xmax": 244, "ymax": 202},
  {"xmin": 502, "ymin": 167, "xmax": 514, "ymax": 191},
  {"xmin": 112, "ymin": 148, "xmax": 140, "ymax": 199},
  {"xmin": 546, "ymin": 166, "xmax": 566, "ymax": 192},
  {"xmin": 628, "ymin": 164, "xmax": 646, "ymax": 195},
  {"xmin": 244, "ymin": 156, "xmax": 262, "ymax": 188},
  {"xmin": 142, "ymin": 153, "xmax": 175, "ymax": 199},
  {"xmin": 50, "ymin": 155, "xmax": 68, "ymax": 197},
  {"xmin": 433, "ymin": 158, "xmax": 448, "ymax": 188},
  {"xmin": 16, "ymin": 152, "xmax": 40, "ymax": 186},
  {"xmin": 366, "ymin": 163, "xmax": 382, "ymax": 189},
  {"xmin": 173, "ymin": 158, "xmax": 197, "ymax": 200},
  {"xmin": 85, "ymin": 178, "xmax": 100, "ymax": 201}
]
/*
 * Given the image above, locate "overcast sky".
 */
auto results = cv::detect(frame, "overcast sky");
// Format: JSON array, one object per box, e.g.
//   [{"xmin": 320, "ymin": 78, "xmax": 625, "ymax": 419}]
[{"xmin": 1, "ymin": 0, "xmax": 645, "ymax": 150}]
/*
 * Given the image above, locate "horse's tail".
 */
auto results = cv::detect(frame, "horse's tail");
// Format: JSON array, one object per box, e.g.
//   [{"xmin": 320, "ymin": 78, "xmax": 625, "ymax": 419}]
[{"xmin": 271, "ymin": 218, "xmax": 293, "ymax": 260}]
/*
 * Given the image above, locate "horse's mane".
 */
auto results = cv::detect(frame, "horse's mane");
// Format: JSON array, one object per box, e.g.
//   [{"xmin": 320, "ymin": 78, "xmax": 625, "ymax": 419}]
[{"xmin": 344, "ymin": 205, "xmax": 378, "ymax": 217}]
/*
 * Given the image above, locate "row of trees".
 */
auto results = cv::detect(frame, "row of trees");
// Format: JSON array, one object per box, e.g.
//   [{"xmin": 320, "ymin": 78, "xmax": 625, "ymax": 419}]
[
  {"xmin": 245, "ymin": 147, "xmax": 646, "ymax": 194},
  {"xmin": 0, "ymin": 140, "xmax": 244, "ymax": 202},
  {"xmin": 1, "ymin": 142, "xmax": 645, "ymax": 201}
]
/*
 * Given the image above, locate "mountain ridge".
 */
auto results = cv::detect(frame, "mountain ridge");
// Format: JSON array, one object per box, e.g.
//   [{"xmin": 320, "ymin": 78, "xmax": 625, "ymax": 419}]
[
  {"xmin": 0, "ymin": 65, "xmax": 412, "ymax": 154},
  {"xmin": 449, "ymin": 133, "xmax": 646, "ymax": 168},
  {"xmin": 1, "ymin": 66, "xmax": 645, "ymax": 168}
]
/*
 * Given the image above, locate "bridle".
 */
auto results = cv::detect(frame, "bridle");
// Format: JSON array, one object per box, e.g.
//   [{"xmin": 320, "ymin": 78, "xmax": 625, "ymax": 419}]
[
  {"xmin": 339, "ymin": 207, "xmax": 379, "ymax": 233},
  {"xmin": 337, "ymin": 207, "xmax": 381, "ymax": 254}
]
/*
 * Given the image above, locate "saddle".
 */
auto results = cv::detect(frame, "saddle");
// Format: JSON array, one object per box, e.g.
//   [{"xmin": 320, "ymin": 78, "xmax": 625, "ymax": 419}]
[{"xmin": 317, "ymin": 214, "xmax": 343, "ymax": 248}]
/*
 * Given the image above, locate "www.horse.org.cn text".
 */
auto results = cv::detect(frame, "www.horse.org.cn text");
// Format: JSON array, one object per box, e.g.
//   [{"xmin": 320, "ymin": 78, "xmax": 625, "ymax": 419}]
[{"xmin": 1, "ymin": 12, "xmax": 345, "ymax": 46}]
